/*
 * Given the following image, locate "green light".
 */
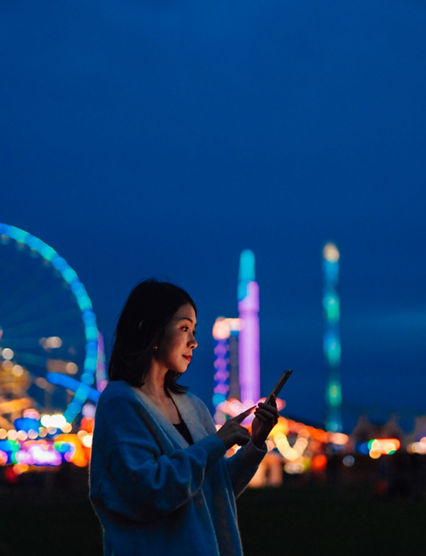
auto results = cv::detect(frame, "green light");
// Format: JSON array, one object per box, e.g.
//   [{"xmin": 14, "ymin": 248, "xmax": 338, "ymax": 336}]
[
  {"xmin": 84, "ymin": 356, "xmax": 98, "ymax": 368},
  {"xmin": 326, "ymin": 342, "xmax": 341, "ymax": 366},
  {"xmin": 13, "ymin": 229, "xmax": 29, "ymax": 244},
  {"xmin": 75, "ymin": 388, "xmax": 88, "ymax": 403},
  {"xmin": 41, "ymin": 245, "xmax": 56, "ymax": 261},
  {"xmin": 63, "ymin": 268, "xmax": 78, "ymax": 283},
  {"xmin": 86, "ymin": 326, "xmax": 98, "ymax": 340},
  {"xmin": 327, "ymin": 383, "xmax": 341, "ymax": 406},
  {"xmin": 323, "ymin": 295, "xmax": 340, "ymax": 322},
  {"xmin": 77, "ymin": 297, "xmax": 92, "ymax": 312}
]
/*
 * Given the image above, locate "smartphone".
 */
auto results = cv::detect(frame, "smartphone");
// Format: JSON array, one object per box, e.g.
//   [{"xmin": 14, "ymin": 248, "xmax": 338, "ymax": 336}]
[{"xmin": 265, "ymin": 369, "xmax": 293, "ymax": 404}]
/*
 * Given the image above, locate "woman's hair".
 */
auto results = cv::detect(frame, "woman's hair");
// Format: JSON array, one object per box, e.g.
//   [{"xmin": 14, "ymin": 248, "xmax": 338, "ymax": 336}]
[{"xmin": 108, "ymin": 279, "xmax": 197, "ymax": 393}]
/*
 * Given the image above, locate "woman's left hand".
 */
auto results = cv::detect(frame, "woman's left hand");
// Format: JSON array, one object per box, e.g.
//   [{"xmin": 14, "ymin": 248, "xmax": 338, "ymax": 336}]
[{"xmin": 251, "ymin": 397, "xmax": 279, "ymax": 448}]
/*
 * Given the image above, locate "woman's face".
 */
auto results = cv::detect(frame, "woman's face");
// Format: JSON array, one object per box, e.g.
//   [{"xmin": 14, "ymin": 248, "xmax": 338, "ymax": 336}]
[{"xmin": 156, "ymin": 303, "xmax": 198, "ymax": 374}]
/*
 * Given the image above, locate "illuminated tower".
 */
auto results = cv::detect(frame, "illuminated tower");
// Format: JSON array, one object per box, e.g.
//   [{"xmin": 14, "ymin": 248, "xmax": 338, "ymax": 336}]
[
  {"xmin": 212, "ymin": 317, "xmax": 240, "ymax": 424},
  {"xmin": 238, "ymin": 249, "xmax": 260, "ymax": 406},
  {"xmin": 322, "ymin": 242, "xmax": 342, "ymax": 432}
]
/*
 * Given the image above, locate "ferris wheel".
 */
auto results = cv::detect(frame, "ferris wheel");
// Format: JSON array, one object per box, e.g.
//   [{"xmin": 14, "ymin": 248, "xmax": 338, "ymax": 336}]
[{"xmin": 0, "ymin": 223, "xmax": 103, "ymax": 429}]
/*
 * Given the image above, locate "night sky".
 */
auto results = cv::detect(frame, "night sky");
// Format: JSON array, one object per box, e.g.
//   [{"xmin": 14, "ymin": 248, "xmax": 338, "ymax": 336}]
[{"xmin": 1, "ymin": 0, "xmax": 426, "ymax": 432}]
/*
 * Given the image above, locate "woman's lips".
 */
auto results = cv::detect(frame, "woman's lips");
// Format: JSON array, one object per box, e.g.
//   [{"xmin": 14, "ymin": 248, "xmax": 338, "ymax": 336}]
[{"xmin": 182, "ymin": 355, "xmax": 192, "ymax": 362}]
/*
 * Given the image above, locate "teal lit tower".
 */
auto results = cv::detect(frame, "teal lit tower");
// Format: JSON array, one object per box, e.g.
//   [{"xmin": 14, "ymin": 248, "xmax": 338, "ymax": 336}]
[{"xmin": 322, "ymin": 242, "xmax": 342, "ymax": 432}]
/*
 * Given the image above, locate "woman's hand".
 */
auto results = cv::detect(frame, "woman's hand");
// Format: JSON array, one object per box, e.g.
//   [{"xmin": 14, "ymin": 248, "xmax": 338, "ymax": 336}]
[
  {"xmin": 216, "ymin": 406, "xmax": 255, "ymax": 449},
  {"xmin": 251, "ymin": 397, "xmax": 279, "ymax": 448}
]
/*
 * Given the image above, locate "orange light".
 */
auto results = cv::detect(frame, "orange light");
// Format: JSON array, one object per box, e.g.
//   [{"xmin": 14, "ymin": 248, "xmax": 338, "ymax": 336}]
[
  {"xmin": 311, "ymin": 454, "xmax": 327, "ymax": 471},
  {"xmin": 80, "ymin": 417, "xmax": 94, "ymax": 433},
  {"xmin": 13, "ymin": 463, "xmax": 29, "ymax": 475},
  {"xmin": 329, "ymin": 432, "xmax": 349, "ymax": 446},
  {"xmin": 55, "ymin": 434, "xmax": 88, "ymax": 467}
]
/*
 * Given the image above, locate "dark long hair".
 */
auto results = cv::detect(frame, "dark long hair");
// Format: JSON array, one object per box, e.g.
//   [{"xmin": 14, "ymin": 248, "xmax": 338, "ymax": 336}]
[{"xmin": 108, "ymin": 280, "xmax": 197, "ymax": 393}]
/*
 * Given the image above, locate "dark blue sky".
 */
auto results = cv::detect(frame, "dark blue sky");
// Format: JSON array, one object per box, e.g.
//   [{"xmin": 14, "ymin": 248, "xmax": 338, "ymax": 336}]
[{"xmin": 1, "ymin": 0, "xmax": 426, "ymax": 431}]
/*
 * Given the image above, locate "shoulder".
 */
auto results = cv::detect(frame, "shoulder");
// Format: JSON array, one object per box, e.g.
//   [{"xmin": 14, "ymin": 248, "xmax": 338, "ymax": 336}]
[
  {"xmin": 97, "ymin": 380, "xmax": 139, "ymax": 407},
  {"xmin": 95, "ymin": 381, "xmax": 144, "ymax": 425},
  {"xmin": 93, "ymin": 381, "xmax": 157, "ymax": 445}
]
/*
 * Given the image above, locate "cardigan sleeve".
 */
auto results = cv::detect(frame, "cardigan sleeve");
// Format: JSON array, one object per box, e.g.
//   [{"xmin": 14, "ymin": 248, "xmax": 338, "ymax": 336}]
[
  {"xmin": 91, "ymin": 396, "xmax": 227, "ymax": 523},
  {"xmin": 225, "ymin": 440, "xmax": 267, "ymax": 498},
  {"xmin": 188, "ymin": 396, "xmax": 267, "ymax": 498}
]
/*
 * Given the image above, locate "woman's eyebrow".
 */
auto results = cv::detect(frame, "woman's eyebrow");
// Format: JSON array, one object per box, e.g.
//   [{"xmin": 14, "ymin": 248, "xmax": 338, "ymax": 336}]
[{"xmin": 178, "ymin": 317, "xmax": 196, "ymax": 325}]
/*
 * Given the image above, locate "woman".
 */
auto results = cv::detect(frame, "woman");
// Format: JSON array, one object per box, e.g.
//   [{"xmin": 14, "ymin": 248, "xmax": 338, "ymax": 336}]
[{"xmin": 90, "ymin": 280, "xmax": 278, "ymax": 556}]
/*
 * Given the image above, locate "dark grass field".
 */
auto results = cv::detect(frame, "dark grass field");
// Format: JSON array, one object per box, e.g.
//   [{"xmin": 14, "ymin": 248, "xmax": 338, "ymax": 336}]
[{"xmin": 1, "ymin": 471, "xmax": 425, "ymax": 555}]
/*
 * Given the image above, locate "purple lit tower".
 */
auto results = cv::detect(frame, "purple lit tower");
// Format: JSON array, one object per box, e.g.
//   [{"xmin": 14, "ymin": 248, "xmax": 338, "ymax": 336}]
[{"xmin": 238, "ymin": 249, "xmax": 260, "ymax": 406}]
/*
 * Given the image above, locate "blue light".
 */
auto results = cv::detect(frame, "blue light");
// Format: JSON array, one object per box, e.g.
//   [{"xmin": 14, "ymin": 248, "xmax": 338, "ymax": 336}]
[
  {"xmin": 51, "ymin": 255, "xmax": 69, "ymax": 273},
  {"xmin": 70, "ymin": 281, "xmax": 86, "ymax": 298},
  {"xmin": 86, "ymin": 341, "xmax": 98, "ymax": 357},
  {"xmin": 81, "ymin": 372, "xmax": 94, "ymax": 385},
  {"xmin": 82, "ymin": 310, "xmax": 96, "ymax": 326},
  {"xmin": 238, "ymin": 249, "xmax": 255, "ymax": 301},
  {"xmin": 14, "ymin": 417, "xmax": 39, "ymax": 432},
  {"xmin": 213, "ymin": 393, "xmax": 226, "ymax": 407}
]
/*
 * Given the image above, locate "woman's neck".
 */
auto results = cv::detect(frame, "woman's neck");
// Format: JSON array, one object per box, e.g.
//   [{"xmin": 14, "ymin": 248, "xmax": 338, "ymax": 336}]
[{"xmin": 140, "ymin": 362, "xmax": 169, "ymax": 402}]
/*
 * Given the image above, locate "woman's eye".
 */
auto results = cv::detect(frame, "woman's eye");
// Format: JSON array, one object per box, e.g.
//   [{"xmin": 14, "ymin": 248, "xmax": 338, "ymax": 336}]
[{"xmin": 182, "ymin": 326, "xmax": 189, "ymax": 331}]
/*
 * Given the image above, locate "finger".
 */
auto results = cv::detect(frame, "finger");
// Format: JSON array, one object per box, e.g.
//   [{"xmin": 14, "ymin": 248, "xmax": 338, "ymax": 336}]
[
  {"xmin": 257, "ymin": 402, "xmax": 278, "ymax": 413},
  {"xmin": 256, "ymin": 406, "xmax": 279, "ymax": 420},
  {"xmin": 234, "ymin": 406, "xmax": 256, "ymax": 423},
  {"xmin": 237, "ymin": 435, "xmax": 250, "ymax": 446},
  {"xmin": 234, "ymin": 429, "xmax": 251, "ymax": 445},
  {"xmin": 268, "ymin": 395, "xmax": 277, "ymax": 407},
  {"xmin": 254, "ymin": 411, "xmax": 277, "ymax": 424},
  {"xmin": 255, "ymin": 408, "xmax": 279, "ymax": 423},
  {"xmin": 255, "ymin": 407, "xmax": 277, "ymax": 417},
  {"xmin": 261, "ymin": 396, "xmax": 277, "ymax": 408}
]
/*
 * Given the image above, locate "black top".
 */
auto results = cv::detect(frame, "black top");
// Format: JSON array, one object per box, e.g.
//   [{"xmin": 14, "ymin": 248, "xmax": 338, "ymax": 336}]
[{"xmin": 173, "ymin": 420, "xmax": 194, "ymax": 445}]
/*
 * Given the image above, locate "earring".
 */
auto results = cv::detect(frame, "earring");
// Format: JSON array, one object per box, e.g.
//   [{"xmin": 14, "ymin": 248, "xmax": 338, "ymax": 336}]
[{"xmin": 153, "ymin": 345, "xmax": 158, "ymax": 351}]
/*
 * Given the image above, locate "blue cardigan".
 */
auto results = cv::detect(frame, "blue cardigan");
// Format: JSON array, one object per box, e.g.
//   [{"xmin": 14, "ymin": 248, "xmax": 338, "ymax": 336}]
[{"xmin": 89, "ymin": 381, "xmax": 266, "ymax": 556}]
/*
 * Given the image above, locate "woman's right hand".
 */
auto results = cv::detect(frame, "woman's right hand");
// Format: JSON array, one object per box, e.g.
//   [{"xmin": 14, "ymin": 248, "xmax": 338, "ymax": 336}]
[{"xmin": 216, "ymin": 406, "xmax": 255, "ymax": 449}]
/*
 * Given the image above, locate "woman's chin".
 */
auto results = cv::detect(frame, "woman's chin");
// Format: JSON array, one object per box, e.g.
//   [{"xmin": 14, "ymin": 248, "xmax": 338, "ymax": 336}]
[{"xmin": 170, "ymin": 366, "xmax": 187, "ymax": 375}]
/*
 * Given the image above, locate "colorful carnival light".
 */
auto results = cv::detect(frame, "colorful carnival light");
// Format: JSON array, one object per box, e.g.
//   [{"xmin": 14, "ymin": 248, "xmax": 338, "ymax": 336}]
[
  {"xmin": 407, "ymin": 437, "xmax": 426, "ymax": 454},
  {"xmin": 322, "ymin": 242, "xmax": 343, "ymax": 432},
  {"xmin": 0, "ymin": 222, "xmax": 101, "ymax": 423}
]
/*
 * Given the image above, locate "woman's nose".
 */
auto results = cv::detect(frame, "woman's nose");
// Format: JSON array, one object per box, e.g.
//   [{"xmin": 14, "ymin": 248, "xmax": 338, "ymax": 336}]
[{"xmin": 188, "ymin": 335, "xmax": 198, "ymax": 349}]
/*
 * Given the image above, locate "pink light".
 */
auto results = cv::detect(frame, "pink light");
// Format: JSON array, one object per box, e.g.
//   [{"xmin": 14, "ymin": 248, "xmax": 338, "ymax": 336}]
[
  {"xmin": 214, "ymin": 343, "xmax": 228, "ymax": 356},
  {"xmin": 238, "ymin": 281, "xmax": 260, "ymax": 405},
  {"xmin": 214, "ymin": 384, "xmax": 229, "ymax": 395},
  {"xmin": 16, "ymin": 450, "xmax": 34, "ymax": 465},
  {"xmin": 29, "ymin": 445, "xmax": 62, "ymax": 466},
  {"xmin": 214, "ymin": 359, "xmax": 228, "ymax": 370},
  {"xmin": 213, "ymin": 370, "xmax": 229, "ymax": 380}
]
